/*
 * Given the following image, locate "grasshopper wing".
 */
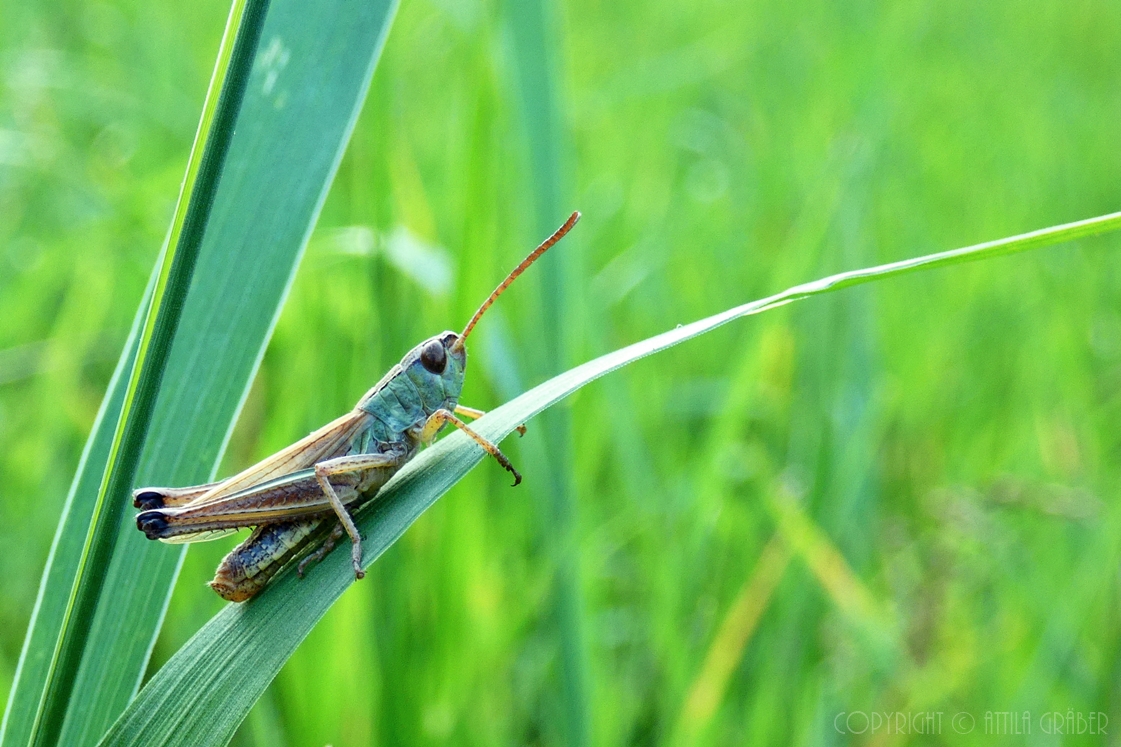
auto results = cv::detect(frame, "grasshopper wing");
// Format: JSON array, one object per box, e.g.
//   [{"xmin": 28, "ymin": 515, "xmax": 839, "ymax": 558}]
[
  {"xmin": 189, "ymin": 410, "xmax": 375, "ymax": 504},
  {"xmin": 133, "ymin": 409, "xmax": 373, "ymax": 524}
]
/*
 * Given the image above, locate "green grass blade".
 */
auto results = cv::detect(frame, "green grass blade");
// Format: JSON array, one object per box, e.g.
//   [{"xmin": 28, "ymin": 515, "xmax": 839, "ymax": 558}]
[
  {"xmin": 1, "ymin": 0, "xmax": 399, "ymax": 745},
  {"xmin": 23, "ymin": 3, "xmax": 270, "ymax": 745},
  {"xmin": 505, "ymin": 0, "xmax": 590, "ymax": 742},
  {"xmin": 98, "ymin": 211, "xmax": 1121, "ymax": 747},
  {"xmin": 58, "ymin": 0, "xmax": 399, "ymax": 743}
]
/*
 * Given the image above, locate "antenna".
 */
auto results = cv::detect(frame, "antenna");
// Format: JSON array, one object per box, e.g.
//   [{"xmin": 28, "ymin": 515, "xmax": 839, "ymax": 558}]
[{"xmin": 454, "ymin": 211, "xmax": 580, "ymax": 350}]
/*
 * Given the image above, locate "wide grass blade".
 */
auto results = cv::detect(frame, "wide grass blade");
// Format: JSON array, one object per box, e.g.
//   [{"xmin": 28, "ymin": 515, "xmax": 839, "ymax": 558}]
[
  {"xmin": 16, "ymin": 3, "xmax": 270, "ymax": 746},
  {"xmin": 98, "ymin": 210, "xmax": 1121, "ymax": 747},
  {"xmin": 1, "ymin": 0, "xmax": 399, "ymax": 745}
]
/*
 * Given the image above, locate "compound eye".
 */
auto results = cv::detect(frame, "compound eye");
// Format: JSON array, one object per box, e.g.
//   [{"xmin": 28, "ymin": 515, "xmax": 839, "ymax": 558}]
[{"xmin": 420, "ymin": 340, "xmax": 447, "ymax": 374}]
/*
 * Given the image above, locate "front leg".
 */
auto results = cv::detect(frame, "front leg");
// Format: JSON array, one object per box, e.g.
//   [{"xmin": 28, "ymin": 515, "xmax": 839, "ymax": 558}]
[
  {"xmin": 313, "ymin": 451, "xmax": 403, "ymax": 579},
  {"xmin": 421, "ymin": 409, "xmax": 522, "ymax": 486},
  {"xmin": 454, "ymin": 404, "xmax": 527, "ymax": 437}
]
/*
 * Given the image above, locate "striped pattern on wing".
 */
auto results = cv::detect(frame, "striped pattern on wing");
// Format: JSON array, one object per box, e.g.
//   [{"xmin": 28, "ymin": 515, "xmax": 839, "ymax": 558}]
[{"xmin": 183, "ymin": 409, "xmax": 373, "ymax": 509}]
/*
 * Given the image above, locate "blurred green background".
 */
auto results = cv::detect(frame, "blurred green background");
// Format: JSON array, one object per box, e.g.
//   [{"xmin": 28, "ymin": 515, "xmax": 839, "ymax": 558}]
[{"xmin": 3, "ymin": 0, "xmax": 1121, "ymax": 744}]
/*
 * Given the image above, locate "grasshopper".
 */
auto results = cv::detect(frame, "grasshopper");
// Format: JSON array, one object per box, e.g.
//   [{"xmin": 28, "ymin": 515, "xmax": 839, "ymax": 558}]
[{"xmin": 135, "ymin": 211, "xmax": 580, "ymax": 602}]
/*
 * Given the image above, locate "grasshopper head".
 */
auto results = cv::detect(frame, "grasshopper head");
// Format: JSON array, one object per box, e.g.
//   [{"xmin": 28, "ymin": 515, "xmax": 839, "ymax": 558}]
[{"xmin": 402, "ymin": 330, "xmax": 467, "ymax": 410}]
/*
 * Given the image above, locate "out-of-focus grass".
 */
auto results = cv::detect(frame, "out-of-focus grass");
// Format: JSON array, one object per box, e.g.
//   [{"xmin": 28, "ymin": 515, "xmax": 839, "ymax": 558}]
[{"xmin": 3, "ymin": 0, "xmax": 1121, "ymax": 745}]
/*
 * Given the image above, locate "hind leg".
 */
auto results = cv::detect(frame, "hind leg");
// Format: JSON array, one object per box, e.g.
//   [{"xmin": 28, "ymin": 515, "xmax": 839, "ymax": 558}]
[{"xmin": 133, "ymin": 480, "xmax": 224, "ymax": 510}]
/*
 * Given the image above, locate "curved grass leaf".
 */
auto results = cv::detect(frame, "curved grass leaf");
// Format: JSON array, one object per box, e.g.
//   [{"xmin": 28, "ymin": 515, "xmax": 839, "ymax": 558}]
[
  {"xmin": 1, "ymin": 1, "xmax": 400, "ymax": 745},
  {"xmin": 99, "ymin": 211, "xmax": 1121, "ymax": 747}
]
